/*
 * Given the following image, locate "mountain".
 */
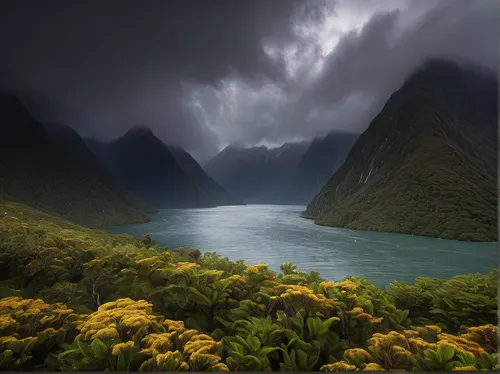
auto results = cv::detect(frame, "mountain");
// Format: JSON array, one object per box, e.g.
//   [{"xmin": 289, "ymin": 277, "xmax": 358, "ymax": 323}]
[
  {"xmin": 303, "ymin": 59, "xmax": 498, "ymax": 242},
  {"xmin": 44, "ymin": 122, "xmax": 157, "ymax": 215},
  {"xmin": 204, "ymin": 141, "xmax": 310, "ymax": 203},
  {"xmin": 0, "ymin": 93, "xmax": 151, "ymax": 227},
  {"xmin": 168, "ymin": 146, "xmax": 244, "ymax": 206},
  {"xmin": 86, "ymin": 126, "xmax": 240, "ymax": 208},
  {"xmin": 204, "ymin": 133, "xmax": 360, "ymax": 205},
  {"xmin": 279, "ymin": 132, "xmax": 359, "ymax": 204}
]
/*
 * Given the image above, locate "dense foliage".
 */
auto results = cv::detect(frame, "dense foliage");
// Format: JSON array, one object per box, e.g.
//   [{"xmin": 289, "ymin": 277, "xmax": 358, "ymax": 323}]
[
  {"xmin": 0, "ymin": 201, "xmax": 497, "ymax": 371},
  {"xmin": 304, "ymin": 61, "xmax": 497, "ymax": 242}
]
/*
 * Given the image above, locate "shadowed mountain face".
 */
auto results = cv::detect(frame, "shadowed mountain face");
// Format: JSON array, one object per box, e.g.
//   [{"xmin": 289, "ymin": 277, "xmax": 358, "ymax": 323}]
[
  {"xmin": 0, "ymin": 93, "xmax": 151, "ymax": 227},
  {"xmin": 44, "ymin": 122, "xmax": 157, "ymax": 215},
  {"xmin": 86, "ymin": 126, "xmax": 241, "ymax": 208},
  {"xmin": 204, "ymin": 133, "xmax": 360, "ymax": 205},
  {"xmin": 204, "ymin": 142, "xmax": 312, "ymax": 204},
  {"xmin": 304, "ymin": 59, "xmax": 498, "ymax": 242},
  {"xmin": 168, "ymin": 146, "xmax": 244, "ymax": 206},
  {"xmin": 281, "ymin": 132, "xmax": 359, "ymax": 204}
]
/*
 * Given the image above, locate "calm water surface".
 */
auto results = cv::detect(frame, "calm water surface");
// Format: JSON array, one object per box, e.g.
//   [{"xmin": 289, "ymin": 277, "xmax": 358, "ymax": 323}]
[{"xmin": 107, "ymin": 205, "xmax": 498, "ymax": 287}]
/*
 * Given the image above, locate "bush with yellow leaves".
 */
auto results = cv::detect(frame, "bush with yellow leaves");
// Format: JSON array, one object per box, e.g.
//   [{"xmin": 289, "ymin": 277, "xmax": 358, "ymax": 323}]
[
  {"xmin": 319, "ymin": 324, "xmax": 498, "ymax": 372},
  {"xmin": 0, "ymin": 202, "xmax": 497, "ymax": 372},
  {"xmin": 54, "ymin": 298, "xmax": 228, "ymax": 371},
  {"xmin": 0, "ymin": 296, "xmax": 82, "ymax": 370}
]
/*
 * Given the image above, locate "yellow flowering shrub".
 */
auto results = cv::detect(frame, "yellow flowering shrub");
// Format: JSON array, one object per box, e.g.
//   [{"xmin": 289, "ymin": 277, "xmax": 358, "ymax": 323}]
[
  {"xmin": 77, "ymin": 298, "xmax": 163, "ymax": 343},
  {"xmin": 320, "ymin": 361, "xmax": 358, "ymax": 371},
  {"xmin": 0, "ymin": 202, "xmax": 497, "ymax": 371},
  {"xmin": 0, "ymin": 297, "xmax": 81, "ymax": 370}
]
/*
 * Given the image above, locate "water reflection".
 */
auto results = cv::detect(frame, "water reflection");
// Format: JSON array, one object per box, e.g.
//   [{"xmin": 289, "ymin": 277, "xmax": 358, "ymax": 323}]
[{"xmin": 107, "ymin": 205, "xmax": 497, "ymax": 287}]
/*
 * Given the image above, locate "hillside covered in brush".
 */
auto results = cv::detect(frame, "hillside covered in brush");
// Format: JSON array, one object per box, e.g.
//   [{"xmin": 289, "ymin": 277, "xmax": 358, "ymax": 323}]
[
  {"xmin": 0, "ymin": 93, "xmax": 151, "ymax": 228},
  {"xmin": 0, "ymin": 200, "xmax": 497, "ymax": 371},
  {"xmin": 304, "ymin": 59, "xmax": 498, "ymax": 242}
]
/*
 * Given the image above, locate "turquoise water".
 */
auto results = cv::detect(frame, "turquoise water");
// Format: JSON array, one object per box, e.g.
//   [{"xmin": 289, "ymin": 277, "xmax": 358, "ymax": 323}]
[{"xmin": 106, "ymin": 205, "xmax": 498, "ymax": 287}]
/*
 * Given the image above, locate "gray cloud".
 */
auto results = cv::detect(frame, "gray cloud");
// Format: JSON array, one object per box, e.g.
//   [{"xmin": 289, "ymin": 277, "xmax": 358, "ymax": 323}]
[
  {"xmin": 303, "ymin": 0, "xmax": 498, "ymax": 130},
  {"xmin": 0, "ymin": 0, "xmax": 299, "ymax": 160},
  {"xmin": 1, "ymin": 0, "xmax": 498, "ymax": 161},
  {"xmin": 189, "ymin": 0, "xmax": 498, "ymax": 151}
]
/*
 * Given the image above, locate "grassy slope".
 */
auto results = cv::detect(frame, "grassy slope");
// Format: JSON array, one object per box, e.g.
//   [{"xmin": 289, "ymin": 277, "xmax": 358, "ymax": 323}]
[
  {"xmin": 0, "ymin": 163, "xmax": 152, "ymax": 228},
  {"xmin": 304, "ymin": 76, "xmax": 497, "ymax": 242},
  {"xmin": 0, "ymin": 200, "xmax": 139, "ymax": 247}
]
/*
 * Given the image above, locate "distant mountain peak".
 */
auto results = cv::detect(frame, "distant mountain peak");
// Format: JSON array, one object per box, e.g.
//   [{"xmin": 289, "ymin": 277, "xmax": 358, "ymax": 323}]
[
  {"xmin": 225, "ymin": 141, "xmax": 246, "ymax": 150},
  {"xmin": 404, "ymin": 58, "xmax": 494, "ymax": 88},
  {"xmin": 410, "ymin": 57, "xmax": 461, "ymax": 74},
  {"xmin": 124, "ymin": 125, "xmax": 154, "ymax": 137}
]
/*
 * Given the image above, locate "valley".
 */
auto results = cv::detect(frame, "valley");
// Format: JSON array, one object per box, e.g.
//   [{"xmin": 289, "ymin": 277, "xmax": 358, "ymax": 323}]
[{"xmin": 0, "ymin": 13, "xmax": 497, "ymax": 369}]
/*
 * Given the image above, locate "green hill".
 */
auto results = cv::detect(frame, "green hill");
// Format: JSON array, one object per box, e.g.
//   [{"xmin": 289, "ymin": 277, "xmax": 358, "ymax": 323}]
[
  {"xmin": 303, "ymin": 59, "xmax": 497, "ymax": 242},
  {"xmin": 0, "ymin": 93, "xmax": 151, "ymax": 228}
]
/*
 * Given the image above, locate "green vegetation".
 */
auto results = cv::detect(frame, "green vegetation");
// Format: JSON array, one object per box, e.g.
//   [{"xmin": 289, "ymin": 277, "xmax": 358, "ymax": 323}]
[
  {"xmin": 304, "ymin": 67, "xmax": 497, "ymax": 242},
  {"xmin": 0, "ymin": 201, "xmax": 497, "ymax": 371},
  {"xmin": 304, "ymin": 133, "xmax": 497, "ymax": 241},
  {"xmin": 0, "ymin": 170, "xmax": 152, "ymax": 229},
  {"xmin": 0, "ymin": 94, "xmax": 152, "ymax": 228}
]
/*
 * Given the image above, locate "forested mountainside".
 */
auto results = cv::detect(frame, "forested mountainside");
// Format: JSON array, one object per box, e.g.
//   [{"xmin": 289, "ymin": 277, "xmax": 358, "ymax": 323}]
[
  {"xmin": 304, "ymin": 59, "xmax": 498, "ymax": 242},
  {"xmin": 0, "ymin": 93, "xmax": 150, "ymax": 227}
]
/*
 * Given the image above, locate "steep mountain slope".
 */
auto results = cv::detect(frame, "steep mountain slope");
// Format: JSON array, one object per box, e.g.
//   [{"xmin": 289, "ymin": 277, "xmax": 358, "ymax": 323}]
[
  {"xmin": 168, "ymin": 146, "xmax": 244, "ymax": 206},
  {"xmin": 0, "ymin": 93, "xmax": 151, "ymax": 227},
  {"xmin": 86, "ymin": 127, "xmax": 238, "ymax": 208},
  {"xmin": 204, "ymin": 133, "xmax": 359, "ymax": 205},
  {"xmin": 304, "ymin": 59, "xmax": 498, "ymax": 242},
  {"xmin": 44, "ymin": 122, "xmax": 157, "ymax": 215},
  {"xmin": 204, "ymin": 145, "xmax": 274, "ymax": 202},
  {"xmin": 204, "ymin": 142, "xmax": 310, "ymax": 203},
  {"xmin": 281, "ymin": 132, "xmax": 359, "ymax": 204},
  {"xmin": 86, "ymin": 127, "xmax": 205, "ymax": 208}
]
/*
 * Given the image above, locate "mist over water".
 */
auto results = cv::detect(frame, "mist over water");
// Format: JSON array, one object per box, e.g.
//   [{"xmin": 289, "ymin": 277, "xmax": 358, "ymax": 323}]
[{"xmin": 107, "ymin": 205, "xmax": 497, "ymax": 287}]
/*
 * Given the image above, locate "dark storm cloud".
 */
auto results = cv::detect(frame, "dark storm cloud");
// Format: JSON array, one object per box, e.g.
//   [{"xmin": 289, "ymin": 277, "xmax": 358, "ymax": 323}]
[
  {"xmin": 1, "ymin": 0, "xmax": 498, "ymax": 160},
  {"xmin": 0, "ymin": 0, "xmax": 299, "ymax": 84},
  {"xmin": 300, "ymin": 0, "xmax": 499, "ymax": 133},
  {"xmin": 189, "ymin": 0, "xmax": 498, "ymax": 150},
  {"xmin": 0, "ymin": 0, "xmax": 300, "ymax": 159}
]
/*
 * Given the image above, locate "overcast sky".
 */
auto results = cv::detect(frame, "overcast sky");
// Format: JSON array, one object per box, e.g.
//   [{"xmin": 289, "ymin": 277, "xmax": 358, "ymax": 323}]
[{"xmin": 1, "ymin": 0, "xmax": 498, "ymax": 161}]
